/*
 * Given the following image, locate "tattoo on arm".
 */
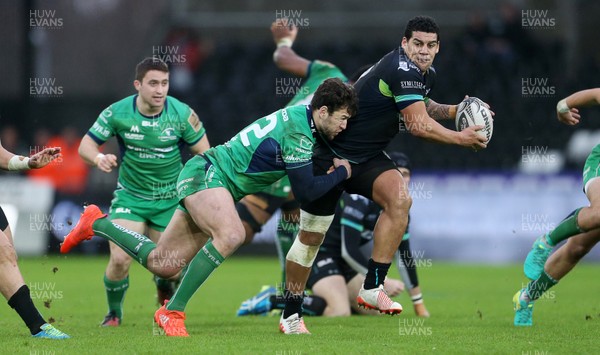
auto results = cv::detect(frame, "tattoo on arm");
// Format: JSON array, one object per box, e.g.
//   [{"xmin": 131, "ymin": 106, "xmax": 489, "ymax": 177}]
[{"xmin": 426, "ymin": 99, "xmax": 452, "ymax": 121}]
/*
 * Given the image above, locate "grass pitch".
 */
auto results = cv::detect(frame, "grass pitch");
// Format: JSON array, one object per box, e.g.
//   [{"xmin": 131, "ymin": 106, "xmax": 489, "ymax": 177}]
[{"xmin": 3, "ymin": 255, "xmax": 599, "ymax": 354}]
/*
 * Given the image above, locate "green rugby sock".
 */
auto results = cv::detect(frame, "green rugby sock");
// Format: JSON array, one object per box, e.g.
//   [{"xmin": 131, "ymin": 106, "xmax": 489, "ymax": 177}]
[
  {"xmin": 526, "ymin": 271, "xmax": 558, "ymax": 301},
  {"xmin": 104, "ymin": 274, "xmax": 129, "ymax": 318},
  {"xmin": 166, "ymin": 241, "xmax": 225, "ymax": 312},
  {"xmin": 546, "ymin": 208, "xmax": 583, "ymax": 246},
  {"xmin": 92, "ymin": 219, "xmax": 156, "ymax": 267}
]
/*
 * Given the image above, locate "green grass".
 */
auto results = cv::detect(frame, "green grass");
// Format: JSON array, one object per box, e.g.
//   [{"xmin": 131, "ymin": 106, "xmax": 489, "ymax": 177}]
[{"xmin": 3, "ymin": 256, "xmax": 599, "ymax": 354}]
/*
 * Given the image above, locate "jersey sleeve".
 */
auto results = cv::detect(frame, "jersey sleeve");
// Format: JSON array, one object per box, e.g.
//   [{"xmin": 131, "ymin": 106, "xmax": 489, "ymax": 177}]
[
  {"xmin": 385, "ymin": 67, "xmax": 428, "ymax": 111},
  {"xmin": 181, "ymin": 108, "xmax": 206, "ymax": 145},
  {"xmin": 87, "ymin": 106, "xmax": 116, "ymax": 144}
]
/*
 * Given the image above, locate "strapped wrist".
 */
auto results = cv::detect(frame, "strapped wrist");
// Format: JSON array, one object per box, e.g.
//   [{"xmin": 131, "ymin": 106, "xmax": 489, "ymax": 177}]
[
  {"xmin": 94, "ymin": 153, "xmax": 105, "ymax": 166},
  {"xmin": 276, "ymin": 37, "xmax": 293, "ymax": 48},
  {"xmin": 557, "ymin": 99, "xmax": 570, "ymax": 114},
  {"xmin": 8, "ymin": 155, "xmax": 30, "ymax": 171}
]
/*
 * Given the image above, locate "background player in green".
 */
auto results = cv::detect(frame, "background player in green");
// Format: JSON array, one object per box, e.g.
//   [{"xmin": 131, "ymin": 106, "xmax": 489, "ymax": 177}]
[
  {"xmin": 61, "ymin": 78, "xmax": 357, "ymax": 337},
  {"xmin": 514, "ymin": 87, "xmax": 600, "ymax": 326},
  {"xmin": 0, "ymin": 141, "xmax": 68, "ymax": 339},
  {"xmin": 237, "ymin": 18, "xmax": 348, "ymax": 290},
  {"xmin": 78, "ymin": 58, "xmax": 210, "ymax": 326}
]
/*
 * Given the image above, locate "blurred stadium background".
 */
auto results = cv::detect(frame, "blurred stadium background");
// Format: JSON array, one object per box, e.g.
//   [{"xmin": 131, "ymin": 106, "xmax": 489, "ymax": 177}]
[{"xmin": 1, "ymin": 0, "xmax": 599, "ymax": 262}]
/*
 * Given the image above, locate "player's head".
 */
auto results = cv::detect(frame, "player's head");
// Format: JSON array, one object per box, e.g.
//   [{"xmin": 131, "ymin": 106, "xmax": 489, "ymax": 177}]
[
  {"xmin": 401, "ymin": 16, "xmax": 440, "ymax": 72},
  {"xmin": 134, "ymin": 57, "xmax": 170, "ymax": 110},
  {"xmin": 311, "ymin": 78, "xmax": 358, "ymax": 140},
  {"xmin": 387, "ymin": 151, "xmax": 411, "ymax": 183}
]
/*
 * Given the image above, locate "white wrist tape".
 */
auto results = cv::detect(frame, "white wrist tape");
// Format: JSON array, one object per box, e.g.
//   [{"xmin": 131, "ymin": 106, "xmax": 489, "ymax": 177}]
[
  {"xmin": 557, "ymin": 99, "xmax": 570, "ymax": 114},
  {"xmin": 94, "ymin": 153, "xmax": 105, "ymax": 166},
  {"xmin": 8, "ymin": 156, "xmax": 30, "ymax": 171},
  {"xmin": 276, "ymin": 37, "xmax": 293, "ymax": 48}
]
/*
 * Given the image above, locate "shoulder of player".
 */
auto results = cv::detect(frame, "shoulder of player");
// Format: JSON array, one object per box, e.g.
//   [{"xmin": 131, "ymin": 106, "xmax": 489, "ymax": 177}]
[{"xmin": 164, "ymin": 96, "xmax": 192, "ymax": 119}]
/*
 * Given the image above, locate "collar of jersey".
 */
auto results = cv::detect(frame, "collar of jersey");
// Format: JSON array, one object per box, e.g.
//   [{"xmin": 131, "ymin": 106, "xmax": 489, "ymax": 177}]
[{"xmin": 132, "ymin": 94, "xmax": 166, "ymax": 119}]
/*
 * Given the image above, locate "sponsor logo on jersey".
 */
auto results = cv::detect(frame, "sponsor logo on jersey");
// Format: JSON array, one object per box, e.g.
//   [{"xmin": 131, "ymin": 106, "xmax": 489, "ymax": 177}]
[
  {"xmin": 142, "ymin": 120, "xmax": 159, "ymax": 127},
  {"xmin": 299, "ymin": 138, "xmax": 313, "ymax": 150},
  {"xmin": 130, "ymin": 125, "xmax": 140, "ymax": 133},
  {"xmin": 115, "ymin": 207, "xmax": 131, "ymax": 214},
  {"xmin": 124, "ymin": 132, "xmax": 145, "ymax": 140},
  {"xmin": 159, "ymin": 127, "xmax": 178, "ymax": 142},
  {"xmin": 400, "ymin": 81, "xmax": 425, "ymax": 90}
]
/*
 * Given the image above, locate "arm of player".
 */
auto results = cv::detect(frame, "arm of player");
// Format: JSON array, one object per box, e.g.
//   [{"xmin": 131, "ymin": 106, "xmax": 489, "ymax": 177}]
[
  {"xmin": 286, "ymin": 159, "xmax": 350, "ymax": 205},
  {"xmin": 271, "ymin": 18, "xmax": 310, "ymax": 77},
  {"xmin": 79, "ymin": 135, "xmax": 117, "ymax": 173},
  {"xmin": 189, "ymin": 135, "xmax": 210, "ymax": 155},
  {"xmin": 402, "ymin": 101, "xmax": 488, "ymax": 149},
  {"xmin": 556, "ymin": 88, "xmax": 600, "ymax": 125},
  {"xmin": 425, "ymin": 98, "xmax": 456, "ymax": 121},
  {"xmin": 0, "ymin": 141, "xmax": 61, "ymax": 171}
]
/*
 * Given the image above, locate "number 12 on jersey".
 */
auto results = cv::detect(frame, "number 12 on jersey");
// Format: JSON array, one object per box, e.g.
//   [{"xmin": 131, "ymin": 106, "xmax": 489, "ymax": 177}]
[{"xmin": 240, "ymin": 113, "xmax": 278, "ymax": 146}]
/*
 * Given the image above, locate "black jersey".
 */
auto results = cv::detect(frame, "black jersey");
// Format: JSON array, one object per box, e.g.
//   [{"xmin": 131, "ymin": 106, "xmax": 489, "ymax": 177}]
[{"xmin": 320, "ymin": 47, "xmax": 436, "ymax": 163}]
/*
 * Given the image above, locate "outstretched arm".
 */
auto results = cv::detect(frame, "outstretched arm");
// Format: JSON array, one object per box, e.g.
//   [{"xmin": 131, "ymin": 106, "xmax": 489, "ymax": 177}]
[
  {"xmin": 271, "ymin": 18, "xmax": 310, "ymax": 77},
  {"xmin": 557, "ymin": 88, "xmax": 600, "ymax": 125},
  {"xmin": 0, "ymin": 141, "xmax": 61, "ymax": 171}
]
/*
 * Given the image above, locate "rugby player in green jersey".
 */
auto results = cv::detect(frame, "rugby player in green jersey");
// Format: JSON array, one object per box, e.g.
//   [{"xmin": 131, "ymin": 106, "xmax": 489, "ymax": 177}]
[
  {"xmin": 78, "ymin": 58, "xmax": 210, "ymax": 326},
  {"xmin": 0, "ymin": 141, "xmax": 69, "ymax": 339},
  {"xmin": 514, "ymin": 88, "xmax": 600, "ymax": 326},
  {"xmin": 61, "ymin": 77, "xmax": 357, "ymax": 336},
  {"xmin": 236, "ymin": 19, "xmax": 349, "ymax": 316}
]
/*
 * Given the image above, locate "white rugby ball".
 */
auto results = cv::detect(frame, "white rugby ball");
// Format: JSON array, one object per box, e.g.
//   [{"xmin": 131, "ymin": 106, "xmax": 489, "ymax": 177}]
[{"xmin": 455, "ymin": 97, "xmax": 493, "ymax": 142}]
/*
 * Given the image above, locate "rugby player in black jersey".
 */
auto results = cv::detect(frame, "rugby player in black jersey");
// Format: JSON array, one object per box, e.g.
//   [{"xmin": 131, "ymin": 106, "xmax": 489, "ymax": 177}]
[{"xmin": 280, "ymin": 16, "xmax": 490, "ymax": 333}]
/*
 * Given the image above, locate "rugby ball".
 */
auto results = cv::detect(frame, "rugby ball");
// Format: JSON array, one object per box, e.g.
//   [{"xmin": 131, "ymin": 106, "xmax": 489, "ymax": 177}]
[{"xmin": 455, "ymin": 97, "xmax": 493, "ymax": 142}]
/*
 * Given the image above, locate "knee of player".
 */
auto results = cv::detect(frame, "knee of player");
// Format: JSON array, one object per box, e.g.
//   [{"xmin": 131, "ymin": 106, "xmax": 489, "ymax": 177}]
[
  {"xmin": 220, "ymin": 230, "xmax": 246, "ymax": 249},
  {"xmin": 566, "ymin": 240, "xmax": 593, "ymax": 260},
  {"xmin": 110, "ymin": 253, "xmax": 133, "ymax": 270}
]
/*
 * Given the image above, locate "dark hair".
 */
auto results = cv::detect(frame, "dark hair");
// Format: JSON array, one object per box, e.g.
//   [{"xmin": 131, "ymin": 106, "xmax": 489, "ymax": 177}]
[
  {"xmin": 387, "ymin": 151, "xmax": 411, "ymax": 171},
  {"xmin": 348, "ymin": 64, "xmax": 373, "ymax": 84},
  {"xmin": 404, "ymin": 16, "xmax": 440, "ymax": 41},
  {"xmin": 311, "ymin": 78, "xmax": 358, "ymax": 117},
  {"xmin": 135, "ymin": 57, "xmax": 169, "ymax": 82}
]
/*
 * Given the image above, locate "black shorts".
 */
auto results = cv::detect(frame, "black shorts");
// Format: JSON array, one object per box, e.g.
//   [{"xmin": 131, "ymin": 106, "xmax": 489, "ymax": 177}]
[
  {"xmin": 301, "ymin": 150, "xmax": 397, "ymax": 216},
  {"xmin": 0, "ymin": 206, "xmax": 8, "ymax": 231},
  {"xmin": 307, "ymin": 253, "xmax": 358, "ymax": 289}
]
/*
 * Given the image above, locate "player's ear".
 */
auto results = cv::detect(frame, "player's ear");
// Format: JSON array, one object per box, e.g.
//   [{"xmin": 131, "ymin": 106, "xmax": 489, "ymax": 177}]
[
  {"xmin": 133, "ymin": 80, "xmax": 141, "ymax": 91},
  {"xmin": 401, "ymin": 37, "xmax": 408, "ymax": 47}
]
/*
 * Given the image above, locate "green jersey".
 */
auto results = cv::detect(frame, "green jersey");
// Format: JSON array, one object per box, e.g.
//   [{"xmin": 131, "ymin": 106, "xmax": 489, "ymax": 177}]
[
  {"xmin": 87, "ymin": 95, "xmax": 205, "ymax": 199},
  {"xmin": 204, "ymin": 105, "xmax": 315, "ymax": 201},
  {"xmin": 263, "ymin": 60, "xmax": 347, "ymax": 197},
  {"xmin": 286, "ymin": 60, "xmax": 347, "ymax": 107}
]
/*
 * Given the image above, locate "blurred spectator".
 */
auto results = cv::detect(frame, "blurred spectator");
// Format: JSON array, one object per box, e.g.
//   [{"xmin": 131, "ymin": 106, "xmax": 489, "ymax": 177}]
[
  {"xmin": 0, "ymin": 125, "xmax": 28, "ymax": 175},
  {"xmin": 162, "ymin": 27, "xmax": 214, "ymax": 98},
  {"xmin": 27, "ymin": 126, "xmax": 89, "ymax": 196}
]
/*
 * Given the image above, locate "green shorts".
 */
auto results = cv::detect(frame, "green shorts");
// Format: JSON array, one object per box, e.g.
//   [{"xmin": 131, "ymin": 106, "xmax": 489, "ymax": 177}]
[
  {"xmin": 176, "ymin": 156, "xmax": 238, "ymax": 211},
  {"xmin": 583, "ymin": 144, "xmax": 600, "ymax": 193},
  {"xmin": 260, "ymin": 176, "xmax": 291, "ymax": 198},
  {"xmin": 109, "ymin": 187, "xmax": 178, "ymax": 232}
]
